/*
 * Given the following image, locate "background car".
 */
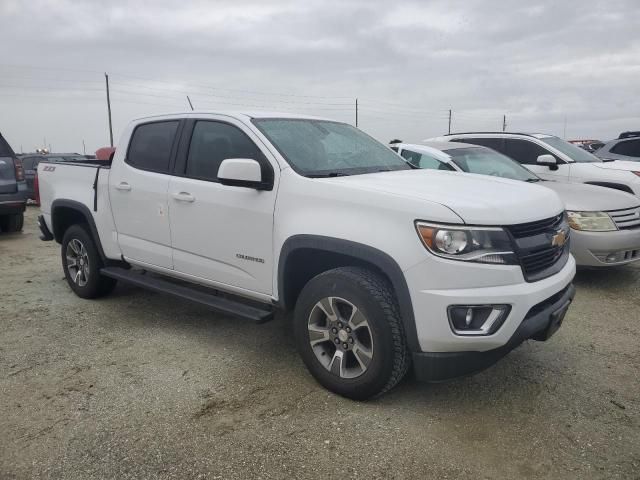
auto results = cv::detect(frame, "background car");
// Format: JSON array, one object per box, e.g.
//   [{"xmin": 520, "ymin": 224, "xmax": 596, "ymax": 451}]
[
  {"xmin": 0, "ymin": 133, "xmax": 27, "ymax": 232},
  {"xmin": 430, "ymin": 132, "xmax": 640, "ymax": 196},
  {"xmin": 595, "ymin": 132, "xmax": 640, "ymax": 161},
  {"xmin": 569, "ymin": 139, "xmax": 605, "ymax": 153},
  {"xmin": 393, "ymin": 141, "xmax": 640, "ymax": 267}
]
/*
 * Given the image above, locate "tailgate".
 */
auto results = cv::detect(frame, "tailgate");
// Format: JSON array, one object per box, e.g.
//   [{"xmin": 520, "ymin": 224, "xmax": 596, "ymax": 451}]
[{"xmin": 0, "ymin": 156, "xmax": 17, "ymax": 194}]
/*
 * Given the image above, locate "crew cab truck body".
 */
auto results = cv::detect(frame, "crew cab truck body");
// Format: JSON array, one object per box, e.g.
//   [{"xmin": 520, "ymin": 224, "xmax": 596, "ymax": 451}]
[{"xmin": 38, "ymin": 112, "xmax": 576, "ymax": 399}]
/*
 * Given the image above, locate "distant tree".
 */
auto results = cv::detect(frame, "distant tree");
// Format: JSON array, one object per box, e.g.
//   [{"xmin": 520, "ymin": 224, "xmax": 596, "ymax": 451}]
[{"xmin": 389, "ymin": 139, "xmax": 402, "ymax": 144}]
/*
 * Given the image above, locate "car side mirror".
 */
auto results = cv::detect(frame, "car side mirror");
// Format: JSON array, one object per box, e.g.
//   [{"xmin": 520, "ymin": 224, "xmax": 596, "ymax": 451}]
[
  {"xmin": 537, "ymin": 154, "xmax": 559, "ymax": 170},
  {"xmin": 218, "ymin": 158, "xmax": 269, "ymax": 190}
]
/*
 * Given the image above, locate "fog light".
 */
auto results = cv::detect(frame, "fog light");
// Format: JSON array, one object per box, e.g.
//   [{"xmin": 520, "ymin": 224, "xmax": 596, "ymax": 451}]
[
  {"xmin": 448, "ymin": 305, "xmax": 511, "ymax": 336},
  {"xmin": 604, "ymin": 252, "xmax": 627, "ymax": 263}
]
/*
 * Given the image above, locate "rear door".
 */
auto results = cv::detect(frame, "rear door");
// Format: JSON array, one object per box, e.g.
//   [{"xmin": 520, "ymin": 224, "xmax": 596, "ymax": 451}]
[
  {"xmin": 168, "ymin": 117, "xmax": 277, "ymax": 295},
  {"xmin": 109, "ymin": 120, "xmax": 182, "ymax": 269},
  {"xmin": 0, "ymin": 134, "xmax": 17, "ymax": 194}
]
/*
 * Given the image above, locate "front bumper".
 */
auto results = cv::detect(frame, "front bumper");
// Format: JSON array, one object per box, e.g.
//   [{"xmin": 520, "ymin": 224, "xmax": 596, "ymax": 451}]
[
  {"xmin": 570, "ymin": 228, "xmax": 640, "ymax": 266},
  {"xmin": 404, "ymin": 254, "xmax": 576, "ymax": 353},
  {"xmin": 412, "ymin": 282, "xmax": 575, "ymax": 381}
]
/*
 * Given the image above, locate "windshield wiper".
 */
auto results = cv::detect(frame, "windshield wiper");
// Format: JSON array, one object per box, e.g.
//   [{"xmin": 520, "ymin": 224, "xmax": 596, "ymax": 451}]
[
  {"xmin": 525, "ymin": 178, "xmax": 542, "ymax": 182},
  {"xmin": 307, "ymin": 172, "xmax": 350, "ymax": 178},
  {"xmin": 601, "ymin": 158, "xmax": 616, "ymax": 162}
]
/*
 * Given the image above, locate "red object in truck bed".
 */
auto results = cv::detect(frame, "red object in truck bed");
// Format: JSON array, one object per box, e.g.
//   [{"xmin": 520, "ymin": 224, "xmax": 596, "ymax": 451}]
[{"xmin": 95, "ymin": 147, "xmax": 115, "ymax": 161}]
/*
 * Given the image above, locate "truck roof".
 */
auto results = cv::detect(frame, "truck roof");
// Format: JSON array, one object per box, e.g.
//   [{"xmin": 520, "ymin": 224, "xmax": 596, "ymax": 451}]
[{"xmin": 131, "ymin": 110, "xmax": 337, "ymax": 123}]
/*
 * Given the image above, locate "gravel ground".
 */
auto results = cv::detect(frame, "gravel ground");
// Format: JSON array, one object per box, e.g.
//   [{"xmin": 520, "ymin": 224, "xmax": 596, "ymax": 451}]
[{"xmin": 1, "ymin": 207, "xmax": 639, "ymax": 479}]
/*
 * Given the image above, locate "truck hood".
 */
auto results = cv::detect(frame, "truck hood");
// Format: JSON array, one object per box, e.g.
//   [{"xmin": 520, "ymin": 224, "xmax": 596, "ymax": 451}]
[
  {"xmin": 328, "ymin": 169, "xmax": 564, "ymax": 225},
  {"xmin": 590, "ymin": 160, "xmax": 640, "ymax": 172},
  {"xmin": 540, "ymin": 180, "xmax": 640, "ymax": 211}
]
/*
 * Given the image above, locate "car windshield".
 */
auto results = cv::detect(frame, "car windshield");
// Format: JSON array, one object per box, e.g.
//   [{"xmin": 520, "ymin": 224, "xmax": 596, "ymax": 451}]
[
  {"xmin": 538, "ymin": 136, "xmax": 602, "ymax": 163},
  {"xmin": 252, "ymin": 118, "xmax": 410, "ymax": 177},
  {"xmin": 447, "ymin": 147, "xmax": 540, "ymax": 182}
]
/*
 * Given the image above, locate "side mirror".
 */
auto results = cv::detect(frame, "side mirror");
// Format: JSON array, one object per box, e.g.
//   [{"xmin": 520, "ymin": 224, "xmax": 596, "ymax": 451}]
[
  {"xmin": 218, "ymin": 158, "xmax": 269, "ymax": 190},
  {"xmin": 537, "ymin": 154, "xmax": 559, "ymax": 170}
]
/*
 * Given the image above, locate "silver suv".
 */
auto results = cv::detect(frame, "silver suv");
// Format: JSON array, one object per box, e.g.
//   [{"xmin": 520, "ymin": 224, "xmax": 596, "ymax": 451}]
[{"xmin": 595, "ymin": 132, "xmax": 640, "ymax": 162}]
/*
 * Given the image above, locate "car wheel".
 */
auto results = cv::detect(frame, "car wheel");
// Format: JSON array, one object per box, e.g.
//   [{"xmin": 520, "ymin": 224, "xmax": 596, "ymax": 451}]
[
  {"xmin": 294, "ymin": 267, "xmax": 410, "ymax": 400},
  {"xmin": 61, "ymin": 224, "xmax": 116, "ymax": 299},
  {"xmin": 0, "ymin": 213, "xmax": 24, "ymax": 232}
]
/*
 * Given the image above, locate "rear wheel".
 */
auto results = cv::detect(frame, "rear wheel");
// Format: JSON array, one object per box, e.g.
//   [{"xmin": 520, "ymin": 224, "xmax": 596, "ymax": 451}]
[
  {"xmin": 294, "ymin": 267, "xmax": 410, "ymax": 400},
  {"xmin": 61, "ymin": 224, "xmax": 116, "ymax": 298},
  {"xmin": 0, "ymin": 213, "xmax": 24, "ymax": 232}
]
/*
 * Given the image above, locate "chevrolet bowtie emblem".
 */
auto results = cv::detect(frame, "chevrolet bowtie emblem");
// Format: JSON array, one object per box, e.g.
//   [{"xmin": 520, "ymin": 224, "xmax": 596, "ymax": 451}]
[{"xmin": 551, "ymin": 229, "xmax": 567, "ymax": 247}]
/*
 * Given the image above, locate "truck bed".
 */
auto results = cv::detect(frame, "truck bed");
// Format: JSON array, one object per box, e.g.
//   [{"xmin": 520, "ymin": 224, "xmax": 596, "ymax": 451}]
[{"xmin": 37, "ymin": 160, "xmax": 121, "ymax": 259}]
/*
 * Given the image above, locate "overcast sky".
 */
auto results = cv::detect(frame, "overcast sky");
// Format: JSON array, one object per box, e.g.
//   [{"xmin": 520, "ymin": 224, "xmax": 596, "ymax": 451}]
[{"xmin": 0, "ymin": 0, "xmax": 638, "ymax": 153}]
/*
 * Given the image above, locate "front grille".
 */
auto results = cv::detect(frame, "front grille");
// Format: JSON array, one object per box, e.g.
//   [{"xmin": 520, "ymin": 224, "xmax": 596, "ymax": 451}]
[
  {"xmin": 506, "ymin": 213, "xmax": 570, "ymax": 282},
  {"xmin": 608, "ymin": 206, "xmax": 640, "ymax": 230},
  {"xmin": 507, "ymin": 213, "xmax": 564, "ymax": 238},
  {"xmin": 520, "ymin": 245, "xmax": 565, "ymax": 276}
]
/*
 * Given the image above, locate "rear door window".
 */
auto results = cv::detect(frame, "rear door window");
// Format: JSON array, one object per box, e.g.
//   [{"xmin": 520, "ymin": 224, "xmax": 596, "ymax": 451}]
[
  {"xmin": 455, "ymin": 137, "xmax": 508, "ymax": 155},
  {"xmin": 611, "ymin": 139, "xmax": 640, "ymax": 157},
  {"xmin": 0, "ymin": 135, "xmax": 15, "ymax": 157},
  {"xmin": 126, "ymin": 121, "xmax": 180, "ymax": 173}
]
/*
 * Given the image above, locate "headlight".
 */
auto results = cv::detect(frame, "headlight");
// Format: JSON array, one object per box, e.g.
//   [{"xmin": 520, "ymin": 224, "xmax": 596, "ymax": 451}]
[
  {"xmin": 415, "ymin": 222, "xmax": 517, "ymax": 264},
  {"xmin": 567, "ymin": 211, "xmax": 616, "ymax": 231}
]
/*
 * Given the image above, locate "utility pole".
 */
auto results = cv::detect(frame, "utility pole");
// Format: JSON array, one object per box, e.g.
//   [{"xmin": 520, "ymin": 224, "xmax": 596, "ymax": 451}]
[
  {"xmin": 355, "ymin": 98, "xmax": 358, "ymax": 127},
  {"xmin": 448, "ymin": 109, "xmax": 452, "ymax": 134},
  {"xmin": 105, "ymin": 73, "xmax": 114, "ymax": 147},
  {"xmin": 187, "ymin": 95, "xmax": 194, "ymax": 111},
  {"xmin": 563, "ymin": 115, "xmax": 567, "ymax": 139},
  {"xmin": 502, "ymin": 114, "xmax": 507, "ymax": 132},
  {"xmin": 82, "ymin": 139, "xmax": 86, "ymax": 155}
]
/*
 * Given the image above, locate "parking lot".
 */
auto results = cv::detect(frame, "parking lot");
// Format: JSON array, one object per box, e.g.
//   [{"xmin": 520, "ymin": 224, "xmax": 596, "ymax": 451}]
[{"xmin": 0, "ymin": 207, "xmax": 638, "ymax": 479}]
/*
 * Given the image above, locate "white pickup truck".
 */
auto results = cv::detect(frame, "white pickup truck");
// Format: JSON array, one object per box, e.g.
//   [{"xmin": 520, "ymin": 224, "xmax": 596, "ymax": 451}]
[{"xmin": 38, "ymin": 112, "xmax": 576, "ymax": 399}]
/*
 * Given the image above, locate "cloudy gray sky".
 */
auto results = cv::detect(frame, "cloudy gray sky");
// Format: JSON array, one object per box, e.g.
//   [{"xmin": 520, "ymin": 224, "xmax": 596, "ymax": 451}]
[{"xmin": 0, "ymin": 0, "xmax": 638, "ymax": 153}]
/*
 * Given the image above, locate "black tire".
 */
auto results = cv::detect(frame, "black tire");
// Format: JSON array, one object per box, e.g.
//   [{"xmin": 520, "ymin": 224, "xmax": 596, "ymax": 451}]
[
  {"xmin": 0, "ymin": 213, "xmax": 24, "ymax": 232},
  {"xmin": 61, "ymin": 224, "xmax": 116, "ymax": 299},
  {"xmin": 294, "ymin": 267, "xmax": 410, "ymax": 400}
]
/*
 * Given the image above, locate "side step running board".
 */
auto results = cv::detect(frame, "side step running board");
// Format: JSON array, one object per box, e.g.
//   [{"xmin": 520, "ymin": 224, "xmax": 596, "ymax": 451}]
[{"xmin": 100, "ymin": 267, "xmax": 274, "ymax": 323}]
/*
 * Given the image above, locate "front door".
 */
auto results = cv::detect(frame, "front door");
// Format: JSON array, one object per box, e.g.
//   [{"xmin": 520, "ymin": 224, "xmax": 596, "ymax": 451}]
[
  {"xmin": 168, "ymin": 118, "xmax": 277, "ymax": 295},
  {"xmin": 109, "ymin": 120, "xmax": 180, "ymax": 269}
]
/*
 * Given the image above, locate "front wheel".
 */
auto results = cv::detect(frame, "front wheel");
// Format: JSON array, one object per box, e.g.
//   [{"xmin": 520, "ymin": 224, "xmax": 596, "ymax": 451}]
[
  {"xmin": 61, "ymin": 225, "xmax": 116, "ymax": 299},
  {"xmin": 294, "ymin": 267, "xmax": 410, "ymax": 400}
]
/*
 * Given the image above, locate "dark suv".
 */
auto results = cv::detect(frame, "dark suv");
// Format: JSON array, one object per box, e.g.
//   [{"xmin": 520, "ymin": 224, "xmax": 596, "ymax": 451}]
[{"xmin": 0, "ymin": 133, "xmax": 27, "ymax": 232}]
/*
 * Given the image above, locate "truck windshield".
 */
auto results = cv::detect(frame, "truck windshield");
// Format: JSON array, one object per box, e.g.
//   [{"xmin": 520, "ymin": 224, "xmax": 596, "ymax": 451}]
[
  {"xmin": 538, "ymin": 136, "xmax": 602, "ymax": 163},
  {"xmin": 252, "ymin": 118, "xmax": 410, "ymax": 177},
  {"xmin": 448, "ymin": 147, "xmax": 540, "ymax": 182}
]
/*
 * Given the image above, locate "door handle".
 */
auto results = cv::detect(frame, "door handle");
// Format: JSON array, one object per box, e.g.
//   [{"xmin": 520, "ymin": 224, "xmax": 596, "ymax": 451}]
[
  {"xmin": 172, "ymin": 192, "xmax": 195, "ymax": 203},
  {"xmin": 115, "ymin": 182, "xmax": 131, "ymax": 191}
]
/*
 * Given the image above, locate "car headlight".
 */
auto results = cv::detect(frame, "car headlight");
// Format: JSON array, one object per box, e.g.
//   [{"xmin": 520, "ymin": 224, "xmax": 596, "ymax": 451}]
[
  {"xmin": 567, "ymin": 211, "xmax": 617, "ymax": 231},
  {"xmin": 415, "ymin": 222, "xmax": 517, "ymax": 264}
]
